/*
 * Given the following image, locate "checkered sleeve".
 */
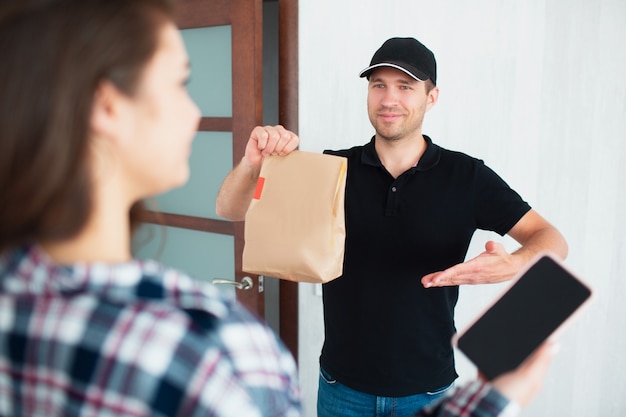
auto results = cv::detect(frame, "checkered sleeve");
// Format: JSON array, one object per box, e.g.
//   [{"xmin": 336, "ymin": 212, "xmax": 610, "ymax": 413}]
[
  {"xmin": 174, "ymin": 302, "xmax": 301, "ymax": 417},
  {"xmin": 414, "ymin": 381, "xmax": 513, "ymax": 417},
  {"xmin": 0, "ymin": 248, "xmax": 303, "ymax": 417}
]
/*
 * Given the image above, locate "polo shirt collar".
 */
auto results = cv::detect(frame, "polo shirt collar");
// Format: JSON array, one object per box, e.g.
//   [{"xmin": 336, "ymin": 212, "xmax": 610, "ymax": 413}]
[{"xmin": 361, "ymin": 134, "xmax": 441, "ymax": 172}]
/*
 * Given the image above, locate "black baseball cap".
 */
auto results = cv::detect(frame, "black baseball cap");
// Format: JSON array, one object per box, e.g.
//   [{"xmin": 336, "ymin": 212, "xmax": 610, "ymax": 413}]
[{"xmin": 359, "ymin": 37, "xmax": 437, "ymax": 85}]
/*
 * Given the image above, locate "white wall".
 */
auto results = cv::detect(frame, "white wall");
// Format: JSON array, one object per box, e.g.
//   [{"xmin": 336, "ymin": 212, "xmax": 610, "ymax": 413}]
[{"xmin": 297, "ymin": 1, "xmax": 626, "ymax": 416}]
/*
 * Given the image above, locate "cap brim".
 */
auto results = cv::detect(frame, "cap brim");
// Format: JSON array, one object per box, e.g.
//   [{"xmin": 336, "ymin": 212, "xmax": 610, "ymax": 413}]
[{"xmin": 358, "ymin": 63, "xmax": 428, "ymax": 82}]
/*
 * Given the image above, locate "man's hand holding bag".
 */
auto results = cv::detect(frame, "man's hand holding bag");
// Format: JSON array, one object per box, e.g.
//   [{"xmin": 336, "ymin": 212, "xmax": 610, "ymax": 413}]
[{"xmin": 242, "ymin": 150, "xmax": 347, "ymax": 283}]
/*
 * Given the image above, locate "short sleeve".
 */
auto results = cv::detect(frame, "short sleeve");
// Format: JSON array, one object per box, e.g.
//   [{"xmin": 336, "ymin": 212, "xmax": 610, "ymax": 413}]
[{"xmin": 474, "ymin": 161, "xmax": 531, "ymax": 236}]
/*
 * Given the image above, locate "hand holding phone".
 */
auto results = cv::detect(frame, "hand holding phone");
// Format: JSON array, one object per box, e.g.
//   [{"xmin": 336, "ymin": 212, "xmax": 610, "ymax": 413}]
[
  {"xmin": 454, "ymin": 253, "xmax": 592, "ymax": 380},
  {"xmin": 491, "ymin": 341, "xmax": 560, "ymax": 407}
]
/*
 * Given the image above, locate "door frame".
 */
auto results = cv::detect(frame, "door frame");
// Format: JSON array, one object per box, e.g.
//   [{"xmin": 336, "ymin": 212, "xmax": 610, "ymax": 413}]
[
  {"xmin": 145, "ymin": 0, "xmax": 299, "ymax": 359},
  {"xmin": 277, "ymin": 0, "xmax": 299, "ymax": 361},
  {"xmin": 163, "ymin": 0, "xmax": 263, "ymax": 315}
]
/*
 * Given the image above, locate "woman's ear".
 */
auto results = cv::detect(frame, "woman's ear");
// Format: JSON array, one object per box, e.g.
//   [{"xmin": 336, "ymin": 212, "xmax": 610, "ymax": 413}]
[
  {"xmin": 90, "ymin": 80, "xmax": 132, "ymax": 142},
  {"xmin": 89, "ymin": 81, "xmax": 135, "ymax": 182}
]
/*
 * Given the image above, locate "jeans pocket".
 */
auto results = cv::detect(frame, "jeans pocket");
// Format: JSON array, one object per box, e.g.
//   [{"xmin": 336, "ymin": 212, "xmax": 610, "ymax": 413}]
[
  {"xmin": 319, "ymin": 367, "xmax": 337, "ymax": 384},
  {"xmin": 426, "ymin": 382, "xmax": 454, "ymax": 396}
]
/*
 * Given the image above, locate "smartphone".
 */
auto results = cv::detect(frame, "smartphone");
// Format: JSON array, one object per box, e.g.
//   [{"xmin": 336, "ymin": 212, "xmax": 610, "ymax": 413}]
[{"xmin": 454, "ymin": 253, "xmax": 593, "ymax": 380}]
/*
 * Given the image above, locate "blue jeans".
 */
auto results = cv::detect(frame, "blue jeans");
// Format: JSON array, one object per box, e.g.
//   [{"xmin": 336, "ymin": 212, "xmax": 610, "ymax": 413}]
[{"xmin": 317, "ymin": 367, "xmax": 453, "ymax": 417}]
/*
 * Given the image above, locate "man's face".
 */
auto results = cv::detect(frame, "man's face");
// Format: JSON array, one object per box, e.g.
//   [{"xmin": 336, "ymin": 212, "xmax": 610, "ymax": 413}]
[{"xmin": 366, "ymin": 67, "xmax": 437, "ymax": 143}]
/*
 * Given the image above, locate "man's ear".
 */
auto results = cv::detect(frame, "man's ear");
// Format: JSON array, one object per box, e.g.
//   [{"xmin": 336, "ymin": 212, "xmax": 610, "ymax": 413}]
[
  {"xmin": 90, "ymin": 80, "xmax": 131, "ymax": 141},
  {"xmin": 426, "ymin": 86, "xmax": 440, "ymax": 112}
]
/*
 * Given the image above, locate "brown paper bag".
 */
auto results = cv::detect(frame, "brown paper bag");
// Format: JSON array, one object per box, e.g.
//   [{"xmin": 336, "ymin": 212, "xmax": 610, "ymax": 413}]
[{"xmin": 242, "ymin": 150, "xmax": 347, "ymax": 283}]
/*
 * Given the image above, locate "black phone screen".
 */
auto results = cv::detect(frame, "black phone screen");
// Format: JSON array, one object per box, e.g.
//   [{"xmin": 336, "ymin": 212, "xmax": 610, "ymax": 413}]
[{"xmin": 456, "ymin": 255, "xmax": 592, "ymax": 380}]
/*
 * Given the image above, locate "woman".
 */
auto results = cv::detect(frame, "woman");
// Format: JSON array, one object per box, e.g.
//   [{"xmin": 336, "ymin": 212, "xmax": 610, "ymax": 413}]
[{"xmin": 0, "ymin": 1, "xmax": 301, "ymax": 416}]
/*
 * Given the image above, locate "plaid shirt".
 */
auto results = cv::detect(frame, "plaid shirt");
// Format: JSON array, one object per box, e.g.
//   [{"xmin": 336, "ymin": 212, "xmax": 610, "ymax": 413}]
[
  {"xmin": 415, "ymin": 381, "xmax": 517, "ymax": 417},
  {"xmin": 0, "ymin": 246, "xmax": 302, "ymax": 417}
]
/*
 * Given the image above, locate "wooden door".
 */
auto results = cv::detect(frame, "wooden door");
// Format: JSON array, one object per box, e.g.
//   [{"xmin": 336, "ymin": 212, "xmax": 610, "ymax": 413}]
[
  {"xmin": 134, "ymin": 0, "xmax": 264, "ymax": 315},
  {"xmin": 133, "ymin": 0, "xmax": 299, "ymax": 358}
]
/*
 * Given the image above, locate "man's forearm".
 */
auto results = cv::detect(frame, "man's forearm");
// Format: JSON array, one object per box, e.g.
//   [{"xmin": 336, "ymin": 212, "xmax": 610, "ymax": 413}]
[
  {"xmin": 508, "ymin": 210, "xmax": 568, "ymax": 268},
  {"xmin": 512, "ymin": 225, "xmax": 569, "ymax": 265},
  {"xmin": 215, "ymin": 157, "xmax": 260, "ymax": 221}
]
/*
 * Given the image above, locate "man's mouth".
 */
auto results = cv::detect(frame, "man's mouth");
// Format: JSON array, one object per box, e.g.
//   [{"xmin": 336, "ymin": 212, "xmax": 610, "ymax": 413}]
[{"xmin": 378, "ymin": 113, "xmax": 402, "ymax": 122}]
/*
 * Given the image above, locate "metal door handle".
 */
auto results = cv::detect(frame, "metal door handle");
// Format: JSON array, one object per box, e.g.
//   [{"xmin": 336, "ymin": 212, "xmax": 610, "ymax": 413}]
[{"xmin": 212, "ymin": 276, "xmax": 254, "ymax": 291}]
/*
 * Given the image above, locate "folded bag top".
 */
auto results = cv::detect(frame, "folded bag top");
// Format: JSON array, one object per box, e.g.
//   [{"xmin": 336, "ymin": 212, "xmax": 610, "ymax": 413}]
[{"xmin": 243, "ymin": 150, "xmax": 347, "ymax": 283}]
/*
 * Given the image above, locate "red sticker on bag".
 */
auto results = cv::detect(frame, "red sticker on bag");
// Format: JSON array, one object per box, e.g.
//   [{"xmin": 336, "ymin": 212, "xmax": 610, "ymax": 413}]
[{"xmin": 253, "ymin": 177, "xmax": 265, "ymax": 200}]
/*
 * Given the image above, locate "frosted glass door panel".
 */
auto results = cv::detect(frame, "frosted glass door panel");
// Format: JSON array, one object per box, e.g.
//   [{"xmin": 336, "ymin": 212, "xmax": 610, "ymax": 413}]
[
  {"xmin": 154, "ymin": 132, "xmax": 232, "ymax": 218},
  {"xmin": 132, "ymin": 224, "xmax": 235, "ymax": 296},
  {"xmin": 181, "ymin": 26, "xmax": 232, "ymax": 117}
]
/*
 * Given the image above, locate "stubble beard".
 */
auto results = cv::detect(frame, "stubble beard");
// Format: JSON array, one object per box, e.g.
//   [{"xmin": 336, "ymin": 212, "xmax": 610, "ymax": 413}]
[
  {"xmin": 371, "ymin": 117, "xmax": 413, "ymax": 143},
  {"xmin": 369, "ymin": 112, "xmax": 405, "ymax": 143},
  {"xmin": 370, "ymin": 111, "xmax": 425, "ymax": 144},
  {"xmin": 375, "ymin": 125, "xmax": 404, "ymax": 142}
]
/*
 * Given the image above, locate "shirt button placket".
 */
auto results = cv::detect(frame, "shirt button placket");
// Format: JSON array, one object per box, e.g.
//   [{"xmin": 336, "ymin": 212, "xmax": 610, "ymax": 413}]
[{"xmin": 385, "ymin": 183, "xmax": 399, "ymax": 216}]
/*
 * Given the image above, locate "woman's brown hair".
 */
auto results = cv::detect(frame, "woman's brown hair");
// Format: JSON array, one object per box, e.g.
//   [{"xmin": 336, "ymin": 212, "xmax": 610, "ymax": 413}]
[{"xmin": 0, "ymin": 0, "xmax": 176, "ymax": 252}]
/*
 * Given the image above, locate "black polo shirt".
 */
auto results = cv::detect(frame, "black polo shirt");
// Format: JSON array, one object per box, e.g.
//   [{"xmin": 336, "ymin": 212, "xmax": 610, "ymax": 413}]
[{"xmin": 320, "ymin": 135, "xmax": 531, "ymax": 396}]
